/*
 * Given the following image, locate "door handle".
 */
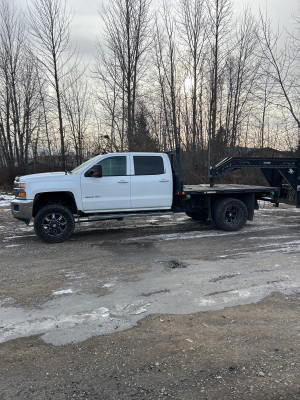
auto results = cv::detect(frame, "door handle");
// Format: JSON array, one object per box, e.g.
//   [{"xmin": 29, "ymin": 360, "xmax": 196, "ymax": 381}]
[
  {"xmin": 118, "ymin": 180, "xmax": 129, "ymax": 183},
  {"xmin": 159, "ymin": 179, "xmax": 169, "ymax": 182}
]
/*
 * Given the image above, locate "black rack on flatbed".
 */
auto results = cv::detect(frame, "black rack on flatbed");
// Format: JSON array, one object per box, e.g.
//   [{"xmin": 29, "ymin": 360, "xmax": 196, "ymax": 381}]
[{"xmin": 209, "ymin": 156, "xmax": 300, "ymax": 207}]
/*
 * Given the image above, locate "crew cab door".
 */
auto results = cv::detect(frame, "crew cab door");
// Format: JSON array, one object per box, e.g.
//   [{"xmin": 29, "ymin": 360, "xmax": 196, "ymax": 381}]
[
  {"xmin": 130, "ymin": 154, "xmax": 172, "ymax": 209},
  {"xmin": 80, "ymin": 154, "xmax": 131, "ymax": 212}
]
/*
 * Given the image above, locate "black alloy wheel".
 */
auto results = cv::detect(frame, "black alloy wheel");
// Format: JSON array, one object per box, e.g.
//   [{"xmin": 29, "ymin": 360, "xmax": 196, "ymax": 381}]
[
  {"xmin": 34, "ymin": 204, "xmax": 75, "ymax": 243},
  {"xmin": 212, "ymin": 198, "xmax": 248, "ymax": 231}
]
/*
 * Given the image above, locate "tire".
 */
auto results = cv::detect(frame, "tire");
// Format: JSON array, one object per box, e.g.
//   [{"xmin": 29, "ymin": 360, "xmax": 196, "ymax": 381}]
[
  {"xmin": 212, "ymin": 198, "xmax": 248, "ymax": 231},
  {"xmin": 185, "ymin": 211, "xmax": 208, "ymax": 222},
  {"xmin": 34, "ymin": 204, "xmax": 75, "ymax": 243}
]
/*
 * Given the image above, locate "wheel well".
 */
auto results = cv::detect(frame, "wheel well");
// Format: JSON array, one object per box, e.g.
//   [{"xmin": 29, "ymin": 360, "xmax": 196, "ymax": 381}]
[{"xmin": 33, "ymin": 192, "xmax": 77, "ymax": 217}]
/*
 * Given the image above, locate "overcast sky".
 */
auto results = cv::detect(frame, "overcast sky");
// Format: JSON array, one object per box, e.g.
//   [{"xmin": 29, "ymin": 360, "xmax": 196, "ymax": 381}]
[
  {"xmin": 71, "ymin": 0, "xmax": 299, "ymax": 59},
  {"xmin": 14, "ymin": 0, "xmax": 299, "ymax": 62}
]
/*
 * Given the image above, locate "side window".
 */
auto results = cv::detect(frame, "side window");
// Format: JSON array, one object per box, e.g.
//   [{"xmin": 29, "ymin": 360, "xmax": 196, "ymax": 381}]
[
  {"xmin": 134, "ymin": 156, "xmax": 165, "ymax": 175},
  {"xmin": 97, "ymin": 156, "xmax": 127, "ymax": 176}
]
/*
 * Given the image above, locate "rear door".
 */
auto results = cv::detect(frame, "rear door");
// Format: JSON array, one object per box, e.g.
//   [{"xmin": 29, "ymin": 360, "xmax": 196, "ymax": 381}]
[{"xmin": 130, "ymin": 154, "xmax": 172, "ymax": 209}]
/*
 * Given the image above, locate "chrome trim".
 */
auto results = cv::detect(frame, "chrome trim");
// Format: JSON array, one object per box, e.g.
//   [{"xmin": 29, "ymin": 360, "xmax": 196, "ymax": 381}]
[{"xmin": 11, "ymin": 199, "xmax": 33, "ymax": 220}]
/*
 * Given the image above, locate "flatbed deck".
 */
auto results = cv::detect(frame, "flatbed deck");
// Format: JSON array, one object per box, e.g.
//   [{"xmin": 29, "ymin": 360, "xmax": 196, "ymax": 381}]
[{"xmin": 183, "ymin": 184, "xmax": 276, "ymax": 195}]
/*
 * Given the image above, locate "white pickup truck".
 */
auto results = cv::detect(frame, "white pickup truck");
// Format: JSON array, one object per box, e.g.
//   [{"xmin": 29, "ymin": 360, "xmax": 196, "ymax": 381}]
[{"xmin": 11, "ymin": 149, "xmax": 277, "ymax": 242}]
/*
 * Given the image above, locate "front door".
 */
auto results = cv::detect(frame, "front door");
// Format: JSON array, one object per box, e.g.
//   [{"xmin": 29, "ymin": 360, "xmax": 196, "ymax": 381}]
[{"xmin": 81, "ymin": 155, "xmax": 131, "ymax": 212}]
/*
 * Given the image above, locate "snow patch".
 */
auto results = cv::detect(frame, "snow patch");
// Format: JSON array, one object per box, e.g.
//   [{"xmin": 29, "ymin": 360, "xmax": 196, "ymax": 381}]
[
  {"xmin": 124, "ymin": 226, "xmax": 274, "ymax": 243},
  {"xmin": 0, "ymin": 298, "xmax": 14, "ymax": 306},
  {"xmin": 199, "ymin": 298, "xmax": 216, "ymax": 306},
  {"xmin": 231, "ymin": 289, "xmax": 251, "ymax": 298},
  {"xmin": 132, "ymin": 304, "xmax": 150, "ymax": 315},
  {"xmin": 52, "ymin": 289, "xmax": 73, "ymax": 296},
  {"xmin": 4, "ymin": 235, "xmax": 24, "ymax": 240},
  {"xmin": 64, "ymin": 271, "xmax": 87, "ymax": 280},
  {"xmin": 0, "ymin": 194, "xmax": 14, "ymax": 207},
  {"xmin": 103, "ymin": 283, "xmax": 114, "ymax": 288}
]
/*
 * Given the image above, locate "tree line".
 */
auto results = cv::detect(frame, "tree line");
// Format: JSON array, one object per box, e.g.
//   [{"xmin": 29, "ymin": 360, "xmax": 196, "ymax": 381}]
[{"xmin": 0, "ymin": 0, "xmax": 299, "ymax": 186}]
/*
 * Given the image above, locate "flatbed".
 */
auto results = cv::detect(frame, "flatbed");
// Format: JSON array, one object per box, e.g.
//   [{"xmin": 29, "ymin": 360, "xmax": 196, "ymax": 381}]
[{"xmin": 183, "ymin": 184, "xmax": 276, "ymax": 195}]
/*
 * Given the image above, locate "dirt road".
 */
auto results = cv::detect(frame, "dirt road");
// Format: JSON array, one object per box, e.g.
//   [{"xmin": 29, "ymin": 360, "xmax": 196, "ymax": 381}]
[{"xmin": 0, "ymin": 198, "xmax": 299, "ymax": 399}]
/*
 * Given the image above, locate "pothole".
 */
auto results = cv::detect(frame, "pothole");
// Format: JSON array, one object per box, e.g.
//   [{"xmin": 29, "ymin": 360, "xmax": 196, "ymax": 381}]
[{"xmin": 165, "ymin": 260, "xmax": 189, "ymax": 269}]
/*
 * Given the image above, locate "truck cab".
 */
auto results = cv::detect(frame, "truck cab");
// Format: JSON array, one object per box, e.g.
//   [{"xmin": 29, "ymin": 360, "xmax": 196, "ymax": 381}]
[{"xmin": 78, "ymin": 152, "xmax": 173, "ymax": 212}]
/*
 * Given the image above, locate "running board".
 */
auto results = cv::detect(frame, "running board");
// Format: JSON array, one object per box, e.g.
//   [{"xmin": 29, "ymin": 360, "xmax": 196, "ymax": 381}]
[{"xmin": 77, "ymin": 211, "xmax": 174, "ymax": 223}]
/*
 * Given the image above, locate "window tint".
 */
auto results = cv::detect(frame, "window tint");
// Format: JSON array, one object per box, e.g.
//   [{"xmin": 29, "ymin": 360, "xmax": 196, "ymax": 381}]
[
  {"xmin": 134, "ymin": 156, "xmax": 164, "ymax": 175},
  {"xmin": 97, "ymin": 156, "xmax": 127, "ymax": 176}
]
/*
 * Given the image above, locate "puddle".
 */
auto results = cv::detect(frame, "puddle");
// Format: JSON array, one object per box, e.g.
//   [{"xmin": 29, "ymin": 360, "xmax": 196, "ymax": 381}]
[{"xmin": 1, "ymin": 252, "xmax": 299, "ymax": 346}]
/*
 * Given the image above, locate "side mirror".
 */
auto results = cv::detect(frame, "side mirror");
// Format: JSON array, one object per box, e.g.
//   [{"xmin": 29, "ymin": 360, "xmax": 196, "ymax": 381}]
[{"xmin": 85, "ymin": 164, "xmax": 102, "ymax": 178}]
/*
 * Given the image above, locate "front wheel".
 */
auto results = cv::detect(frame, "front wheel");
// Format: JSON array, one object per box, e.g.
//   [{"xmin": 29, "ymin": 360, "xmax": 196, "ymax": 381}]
[
  {"xmin": 34, "ymin": 204, "xmax": 75, "ymax": 243},
  {"xmin": 212, "ymin": 198, "xmax": 248, "ymax": 231}
]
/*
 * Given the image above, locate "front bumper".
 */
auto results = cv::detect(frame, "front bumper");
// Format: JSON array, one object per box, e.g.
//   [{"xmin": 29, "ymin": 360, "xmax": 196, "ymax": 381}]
[{"xmin": 11, "ymin": 199, "xmax": 33, "ymax": 224}]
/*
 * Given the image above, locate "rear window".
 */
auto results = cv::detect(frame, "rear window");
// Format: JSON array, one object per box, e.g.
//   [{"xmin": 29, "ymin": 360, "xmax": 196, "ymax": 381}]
[{"xmin": 134, "ymin": 156, "xmax": 165, "ymax": 175}]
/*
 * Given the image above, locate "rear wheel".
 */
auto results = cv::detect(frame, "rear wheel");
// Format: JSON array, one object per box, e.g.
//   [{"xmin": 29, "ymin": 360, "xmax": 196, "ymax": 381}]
[
  {"xmin": 185, "ymin": 211, "xmax": 208, "ymax": 222},
  {"xmin": 34, "ymin": 204, "xmax": 75, "ymax": 243},
  {"xmin": 212, "ymin": 198, "xmax": 248, "ymax": 231}
]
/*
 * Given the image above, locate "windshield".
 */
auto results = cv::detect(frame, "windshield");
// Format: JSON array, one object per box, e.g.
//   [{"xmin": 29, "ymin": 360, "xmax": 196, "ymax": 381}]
[{"xmin": 71, "ymin": 155, "xmax": 100, "ymax": 174}]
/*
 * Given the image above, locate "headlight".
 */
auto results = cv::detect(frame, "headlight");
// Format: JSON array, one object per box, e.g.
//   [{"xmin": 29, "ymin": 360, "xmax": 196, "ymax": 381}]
[{"xmin": 14, "ymin": 182, "xmax": 26, "ymax": 199}]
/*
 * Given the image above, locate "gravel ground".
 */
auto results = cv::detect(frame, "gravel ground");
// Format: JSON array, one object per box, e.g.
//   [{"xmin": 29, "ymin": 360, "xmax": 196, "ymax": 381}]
[{"xmin": 0, "ymin": 198, "xmax": 299, "ymax": 399}]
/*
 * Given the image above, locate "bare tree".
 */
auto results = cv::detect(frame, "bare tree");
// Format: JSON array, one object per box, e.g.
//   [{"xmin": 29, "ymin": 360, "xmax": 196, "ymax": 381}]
[
  {"xmin": 252, "ymin": 73, "xmax": 274, "ymax": 149},
  {"xmin": 153, "ymin": 1, "xmax": 182, "ymax": 149},
  {"xmin": 63, "ymin": 70, "xmax": 91, "ymax": 165},
  {"xmin": 178, "ymin": 0, "xmax": 207, "ymax": 151},
  {"xmin": 258, "ymin": 10, "xmax": 300, "ymax": 151},
  {"xmin": 206, "ymin": 0, "xmax": 232, "ymax": 162},
  {"xmin": 226, "ymin": 8, "xmax": 259, "ymax": 148},
  {"xmin": 94, "ymin": 45, "xmax": 125, "ymax": 151},
  {"xmin": 98, "ymin": 0, "xmax": 152, "ymax": 151},
  {"xmin": 152, "ymin": 15, "xmax": 172, "ymax": 149},
  {"xmin": 0, "ymin": 0, "xmax": 41, "ymax": 175},
  {"xmin": 0, "ymin": 0, "xmax": 25, "ymax": 170},
  {"xmin": 28, "ymin": 0, "xmax": 74, "ymax": 170}
]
